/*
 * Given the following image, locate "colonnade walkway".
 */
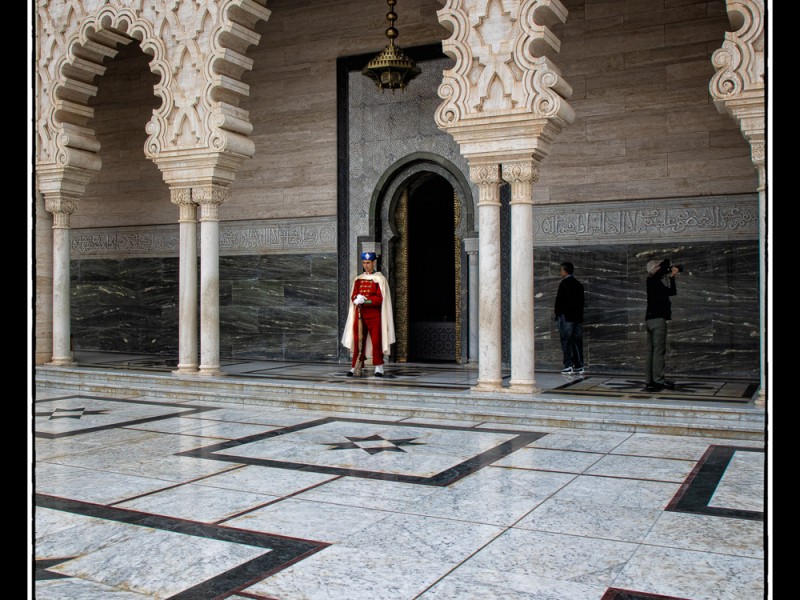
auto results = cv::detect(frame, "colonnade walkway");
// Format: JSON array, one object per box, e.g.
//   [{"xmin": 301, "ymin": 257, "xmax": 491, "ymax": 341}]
[{"xmin": 32, "ymin": 352, "xmax": 770, "ymax": 599}]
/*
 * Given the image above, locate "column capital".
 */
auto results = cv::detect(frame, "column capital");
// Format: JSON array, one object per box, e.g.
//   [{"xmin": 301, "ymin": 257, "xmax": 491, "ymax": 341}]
[
  {"xmin": 469, "ymin": 163, "xmax": 502, "ymax": 207},
  {"xmin": 468, "ymin": 163, "xmax": 501, "ymax": 185},
  {"xmin": 503, "ymin": 161, "xmax": 540, "ymax": 206},
  {"xmin": 193, "ymin": 183, "xmax": 230, "ymax": 221},
  {"xmin": 502, "ymin": 161, "xmax": 540, "ymax": 184}
]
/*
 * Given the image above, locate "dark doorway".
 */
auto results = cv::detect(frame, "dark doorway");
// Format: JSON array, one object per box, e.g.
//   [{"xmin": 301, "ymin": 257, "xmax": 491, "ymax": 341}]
[{"xmin": 406, "ymin": 175, "xmax": 457, "ymax": 362}]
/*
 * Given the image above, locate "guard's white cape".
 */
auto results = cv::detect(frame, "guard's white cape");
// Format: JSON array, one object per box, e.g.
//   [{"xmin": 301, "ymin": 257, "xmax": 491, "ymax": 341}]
[{"xmin": 341, "ymin": 271, "xmax": 396, "ymax": 357}]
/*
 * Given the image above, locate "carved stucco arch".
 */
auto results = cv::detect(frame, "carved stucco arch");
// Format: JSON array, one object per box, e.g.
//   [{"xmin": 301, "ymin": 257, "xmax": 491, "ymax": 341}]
[{"xmin": 35, "ymin": 0, "xmax": 271, "ymax": 177}]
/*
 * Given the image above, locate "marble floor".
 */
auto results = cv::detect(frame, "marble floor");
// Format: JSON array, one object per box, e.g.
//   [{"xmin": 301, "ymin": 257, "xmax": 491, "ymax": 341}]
[{"xmin": 31, "ymin": 356, "xmax": 771, "ymax": 599}]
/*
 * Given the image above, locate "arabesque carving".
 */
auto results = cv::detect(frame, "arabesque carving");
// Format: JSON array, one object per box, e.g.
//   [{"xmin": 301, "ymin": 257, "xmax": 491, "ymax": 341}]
[
  {"xmin": 710, "ymin": 0, "xmax": 764, "ymax": 101},
  {"xmin": 709, "ymin": 0, "xmax": 765, "ymax": 162},
  {"xmin": 435, "ymin": 0, "xmax": 574, "ymax": 144},
  {"xmin": 35, "ymin": 0, "xmax": 271, "ymax": 175}
]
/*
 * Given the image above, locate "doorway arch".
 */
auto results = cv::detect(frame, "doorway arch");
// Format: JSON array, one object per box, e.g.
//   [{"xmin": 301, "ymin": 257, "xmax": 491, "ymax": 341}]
[{"xmin": 373, "ymin": 154, "xmax": 475, "ymax": 365}]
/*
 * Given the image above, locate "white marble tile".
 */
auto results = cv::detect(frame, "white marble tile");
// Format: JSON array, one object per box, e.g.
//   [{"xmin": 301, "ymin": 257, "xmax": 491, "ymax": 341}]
[
  {"xmin": 35, "ymin": 462, "xmax": 179, "ymax": 504},
  {"xmin": 465, "ymin": 527, "xmax": 638, "ymax": 587},
  {"xmin": 341, "ymin": 511, "xmax": 505, "ymax": 562},
  {"xmin": 643, "ymin": 511, "xmax": 764, "ymax": 558},
  {"xmin": 116, "ymin": 482, "xmax": 277, "ymax": 523},
  {"xmin": 225, "ymin": 497, "xmax": 393, "ymax": 541},
  {"xmin": 418, "ymin": 563, "xmax": 608, "ymax": 599},
  {"xmin": 612, "ymin": 543, "xmax": 765, "ymax": 600},
  {"xmin": 584, "ymin": 454, "xmax": 697, "ymax": 482},
  {"xmin": 122, "ymin": 415, "xmax": 220, "ymax": 434},
  {"xmin": 35, "ymin": 506, "xmax": 90, "ymax": 541},
  {"xmin": 34, "ymin": 397, "xmax": 197, "ymax": 436},
  {"xmin": 612, "ymin": 433, "xmax": 764, "ymax": 458},
  {"xmin": 38, "ymin": 426, "xmax": 162, "ymax": 451},
  {"xmin": 35, "ymin": 509, "xmax": 144, "ymax": 558},
  {"xmin": 492, "ymin": 446, "xmax": 605, "ymax": 473},
  {"xmin": 530, "ymin": 429, "xmax": 633, "ymax": 452},
  {"xmin": 173, "ymin": 419, "xmax": 278, "ymax": 439},
  {"xmin": 194, "ymin": 464, "xmax": 337, "ymax": 496},
  {"xmin": 551, "ymin": 473, "xmax": 681, "ymax": 510},
  {"xmin": 513, "ymin": 496, "xmax": 663, "ymax": 543},
  {"xmin": 167, "ymin": 405, "xmax": 321, "ymax": 426},
  {"xmin": 403, "ymin": 468, "xmax": 574, "ymax": 526},
  {"xmin": 245, "ymin": 544, "xmax": 458, "ymax": 600},
  {"xmin": 710, "ymin": 450, "xmax": 765, "ymax": 512},
  {"xmin": 42, "ymin": 432, "xmax": 212, "ymax": 471},
  {"xmin": 35, "ymin": 578, "xmax": 152, "ymax": 599},
  {"xmin": 293, "ymin": 475, "xmax": 440, "ymax": 511},
  {"xmin": 35, "ymin": 436, "xmax": 108, "ymax": 462},
  {"xmin": 95, "ymin": 454, "xmax": 240, "ymax": 483},
  {"xmin": 46, "ymin": 526, "xmax": 267, "ymax": 598}
]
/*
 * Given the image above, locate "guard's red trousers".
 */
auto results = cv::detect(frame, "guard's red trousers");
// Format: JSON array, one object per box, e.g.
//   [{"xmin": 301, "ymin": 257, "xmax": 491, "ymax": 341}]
[{"xmin": 352, "ymin": 306, "xmax": 383, "ymax": 367}]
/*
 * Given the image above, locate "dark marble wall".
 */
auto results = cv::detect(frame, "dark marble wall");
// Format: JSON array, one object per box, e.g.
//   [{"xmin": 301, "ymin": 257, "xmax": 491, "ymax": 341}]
[
  {"xmin": 71, "ymin": 253, "xmax": 340, "ymax": 362},
  {"xmin": 71, "ymin": 241, "xmax": 759, "ymax": 379},
  {"xmin": 531, "ymin": 241, "xmax": 760, "ymax": 379}
]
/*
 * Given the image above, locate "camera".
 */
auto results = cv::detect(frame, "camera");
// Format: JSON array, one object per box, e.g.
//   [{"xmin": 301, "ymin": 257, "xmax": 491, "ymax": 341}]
[{"xmin": 660, "ymin": 259, "xmax": 684, "ymax": 273}]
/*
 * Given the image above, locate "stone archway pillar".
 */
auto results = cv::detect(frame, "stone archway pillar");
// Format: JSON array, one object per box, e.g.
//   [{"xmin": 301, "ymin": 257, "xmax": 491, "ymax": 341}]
[
  {"xmin": 470, "ymin": 163, "xmax": 504, "ymax": 390},
  {"xmin": 435, "ymin": 0, "xmax": 574, "ymax": 392},
  {"xmin": 155, "ymin": 150, "xmax": 244, "ymax": 378},
  {"xmin": 37, "ymin": 165, "xmax": 97, "ymax": 366},
  {"xmin": 709, "ymin": 0, "xmax": 766, "ymax": 406}
]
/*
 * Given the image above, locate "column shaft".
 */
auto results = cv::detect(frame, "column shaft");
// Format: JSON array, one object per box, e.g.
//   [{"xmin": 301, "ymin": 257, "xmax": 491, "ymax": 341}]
[
  {"xmin": 504, "ymin": 162, "xmax": 538, "ymax": 392},
  {"xmin": 46, "ymin": 198, "xmax": 77, "ymax": 366},
  {"xmin": 172, "ymin": 189, "xmax": 199, "ymax": 373},
  {"xmin": 464, "ymin": 237, "xmax": 479, "ymax": 363},
  {"xmin": 471, "ymin": 164, "xmax": 503, "ymax": 390},
  {"xmin": 195, "ymin": 185, "xmax": 228, "ymax": 376},
  {"xmin": 51, "ymin": 222, "xmax": 73, "ymax": 365}
]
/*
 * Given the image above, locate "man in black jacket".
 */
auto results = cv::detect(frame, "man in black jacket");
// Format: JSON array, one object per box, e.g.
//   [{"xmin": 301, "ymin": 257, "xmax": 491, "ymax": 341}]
[
  {"xmin": 554, "ymin": 261, "xmax": 585, "ymax": 375},
  {"xmin": 644, "ymin": 258, "xmax": 680, "ymax": 391}
]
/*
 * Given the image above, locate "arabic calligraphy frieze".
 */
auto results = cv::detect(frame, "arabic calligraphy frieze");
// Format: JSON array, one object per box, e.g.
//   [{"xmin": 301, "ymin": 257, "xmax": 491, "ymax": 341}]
[
  {"xmin": 70, "ymin": 218, "xmax": 337, "ymax": 258},
  {"xmin": 70, "ymin": 230, "xmax": 180, "ymax": 257},
  {"xmin": 534, "ymin": 195, "xmax": 758, "ymax": 246},
  {"xmin": 219, "ymin": 219, "xmax": 337, "ymax": 254}
]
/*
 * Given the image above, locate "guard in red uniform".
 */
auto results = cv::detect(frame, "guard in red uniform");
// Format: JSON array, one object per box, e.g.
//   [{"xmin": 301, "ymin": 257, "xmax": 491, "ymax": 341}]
[{"xmin": 341, "ymin": 252, "xmax": 395, "ymax": 377}]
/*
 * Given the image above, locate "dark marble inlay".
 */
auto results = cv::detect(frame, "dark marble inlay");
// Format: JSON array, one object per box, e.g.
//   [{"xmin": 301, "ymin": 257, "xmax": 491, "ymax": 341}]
[
  {"xmin": 33, "ymin": 395, "xmax": 220, "ymax": 439},
  {"xmin": 666, "ymin": 445, "xmax": 764, "ymax": 521},
  {"xmin": 178, "ymin": 417, "xmax": 547, "ymax": 486},
  {"xmin": 35, "ymin": 494, "xmax": 328, "ymax": 598},
  {"xmin": 601, "ymin": 589, "xmax": 693, "ymax": 600}
]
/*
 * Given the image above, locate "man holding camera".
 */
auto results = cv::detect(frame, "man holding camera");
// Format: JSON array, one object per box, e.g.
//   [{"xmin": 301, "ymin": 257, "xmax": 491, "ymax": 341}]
[{"xmin": 644, "ymin": 258, "xmax": 681, "ymax": 392}]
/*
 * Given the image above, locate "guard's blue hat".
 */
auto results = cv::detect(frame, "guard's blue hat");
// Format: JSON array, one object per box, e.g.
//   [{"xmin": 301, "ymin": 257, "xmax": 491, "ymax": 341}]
[{"xmin": 361, "ymin": 252, "xmax": 377, "ymax": 261}]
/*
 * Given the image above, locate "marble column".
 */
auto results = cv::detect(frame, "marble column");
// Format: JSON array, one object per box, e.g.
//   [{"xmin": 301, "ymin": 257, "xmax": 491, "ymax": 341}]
[
  {"xmin": 470, "ymin": 163, "xmax": 503, "ymax": 390},
  {"xmin": 195, "ymin": 184, "xmax": 228, "ymax": 376},
  {"xmin": 44, "ymin": 194, "xmax": 77, "ymax": 366},
  {"xmin": 171, "ymin": 187, "xmax": 199, "ymax": 374},
  {"xmin": 503, "ymin": 161, "xmax": 539, "ymax": 392},
  {"xmin": 464, "ymin": 236, "xmax": 479, "ymax": 363}
]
